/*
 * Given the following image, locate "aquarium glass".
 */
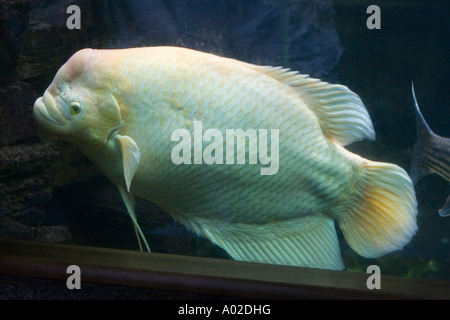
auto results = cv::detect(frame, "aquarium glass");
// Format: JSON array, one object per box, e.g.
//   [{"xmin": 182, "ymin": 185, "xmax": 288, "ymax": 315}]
[{"xmin": 0, "ymin": 0, "xmax": 449, "ymax": 282}]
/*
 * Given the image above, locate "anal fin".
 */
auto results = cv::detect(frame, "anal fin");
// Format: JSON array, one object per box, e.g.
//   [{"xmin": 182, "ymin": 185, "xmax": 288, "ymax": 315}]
[{"xmin": 190, "ymin": 214, "xmax": 344, "ymax": 270}]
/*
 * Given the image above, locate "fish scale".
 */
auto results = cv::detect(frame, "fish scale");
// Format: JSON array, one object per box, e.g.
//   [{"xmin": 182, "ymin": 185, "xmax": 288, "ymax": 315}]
[{"xmin": 33, "ymin": 46, "xmax": 418, "ymax": 270}]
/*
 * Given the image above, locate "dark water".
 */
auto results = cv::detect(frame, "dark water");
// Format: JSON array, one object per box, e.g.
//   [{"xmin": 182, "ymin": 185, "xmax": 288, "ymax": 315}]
[
  {"xmin": 334, "ymin": 1, "xmax": 450, "ymax": 280},
  {"xmin": 1, "ymin": 0, "xmax": 449, "ymax": 281}
]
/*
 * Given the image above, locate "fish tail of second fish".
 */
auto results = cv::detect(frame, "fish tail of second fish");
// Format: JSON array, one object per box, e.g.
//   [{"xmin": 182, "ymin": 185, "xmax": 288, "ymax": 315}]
[
  {"xmin": 335, "ymin": 152, "xmax": 418, "ymax": 259},
  {"xmin": 439, "ymin": 194, "xmax": 450, "ymax": 217},
  {"xmin": 410, "ymin": 82, "xmax": 436, "ymax": 184},
  {"xmin": 410, "ymin": 83, "xmax": 450, "ymax": 217}
]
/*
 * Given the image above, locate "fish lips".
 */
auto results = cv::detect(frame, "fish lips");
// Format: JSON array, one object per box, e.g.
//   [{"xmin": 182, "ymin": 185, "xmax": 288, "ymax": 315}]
[{"xmin": 33, "ymin": 92, "xmax": 69, "ymax": 139}]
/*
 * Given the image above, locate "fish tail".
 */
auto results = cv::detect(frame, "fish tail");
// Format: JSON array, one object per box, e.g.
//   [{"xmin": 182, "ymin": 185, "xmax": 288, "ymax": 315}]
[
  {"xmin": 410, "ymin": 82, "xmax": 434, "ymax": 184},
  {"xmin": 336, "ymin": 159, "xmax": 418, "ymax": 258},
  {"xmin": 410, "ymin": 83, "xmax": 450, "ymax": 185},
  {"xmin": 439, "ymin": 194, "xmax": 450, "ymax": 217},
  {"xmin": 410, "ymin": 137, "xmax": 428, "ymax": 185}
]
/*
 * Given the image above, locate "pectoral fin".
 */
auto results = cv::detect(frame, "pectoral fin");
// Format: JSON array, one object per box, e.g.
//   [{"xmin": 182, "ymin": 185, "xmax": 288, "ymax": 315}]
[
  {"xmin": 115, "ymin": 134, "xmax": 140, "ymax": 192},
  {"xmin": 118, "ymin": 186, "xmax": 151, "ymax": 252}
]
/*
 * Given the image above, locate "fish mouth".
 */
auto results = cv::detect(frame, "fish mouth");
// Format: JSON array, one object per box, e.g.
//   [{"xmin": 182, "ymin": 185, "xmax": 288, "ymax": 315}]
[
  {"xmin": 34, "ymin": 98, "xmax": 61, "ymax": 126},
  {"xmin": 33, "ymin": 90, "xmax": 67, "ymax": 137}
]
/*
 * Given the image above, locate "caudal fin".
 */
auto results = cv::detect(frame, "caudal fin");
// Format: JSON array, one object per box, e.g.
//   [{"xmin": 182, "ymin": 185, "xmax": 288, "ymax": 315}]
[
  {"xmin": 336, "ymin": 160, "xmax": 418, "ymax": 258},
  {"xmin": 410, "ymin": 82, "xmax": 434, "ymax": 184}
]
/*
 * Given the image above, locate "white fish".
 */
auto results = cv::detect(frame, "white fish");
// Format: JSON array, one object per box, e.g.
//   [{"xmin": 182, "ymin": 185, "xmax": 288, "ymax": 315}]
[{"xmin": 33, "ymin": 47, "xmax": 418, "ymax": 270}]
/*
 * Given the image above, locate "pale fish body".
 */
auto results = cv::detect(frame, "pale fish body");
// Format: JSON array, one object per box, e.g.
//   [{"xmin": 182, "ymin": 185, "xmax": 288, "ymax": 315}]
[{"xmin": 33, "ymin": 47, "xmax": 418, "ymax": 270}]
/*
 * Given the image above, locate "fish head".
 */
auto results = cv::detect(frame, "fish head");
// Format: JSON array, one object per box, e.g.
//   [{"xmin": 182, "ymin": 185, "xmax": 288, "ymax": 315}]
[{"xmin": 33, "ymin": 49, "xmax": 123, "ymax": 148}]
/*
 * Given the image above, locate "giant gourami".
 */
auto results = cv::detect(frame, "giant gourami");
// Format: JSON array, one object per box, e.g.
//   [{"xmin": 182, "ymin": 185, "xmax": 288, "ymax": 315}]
[{"xmin": 33, "ymin": 47, "xmax": 417, "ymax": 270}]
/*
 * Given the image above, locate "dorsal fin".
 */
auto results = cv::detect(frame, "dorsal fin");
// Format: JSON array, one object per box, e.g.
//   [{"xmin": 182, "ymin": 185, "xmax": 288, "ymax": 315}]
[{"xmin": 235, "ymin": 61, "xmax": 376, "ymax": 146}]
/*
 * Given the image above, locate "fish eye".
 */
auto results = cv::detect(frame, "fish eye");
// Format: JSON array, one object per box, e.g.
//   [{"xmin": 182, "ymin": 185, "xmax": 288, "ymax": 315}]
[{"xmin": 70, "ymin": 101, "xmax": 81, "ymax": 115}]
